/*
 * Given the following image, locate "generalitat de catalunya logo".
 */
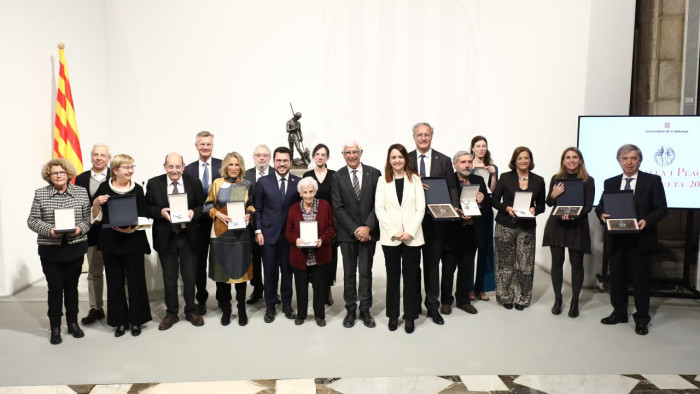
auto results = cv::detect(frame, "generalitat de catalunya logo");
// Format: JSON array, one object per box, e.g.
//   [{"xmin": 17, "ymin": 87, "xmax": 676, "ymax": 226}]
[{"xmin": 653, "ymin": 122, "xmax": 675, "ymax": 166}]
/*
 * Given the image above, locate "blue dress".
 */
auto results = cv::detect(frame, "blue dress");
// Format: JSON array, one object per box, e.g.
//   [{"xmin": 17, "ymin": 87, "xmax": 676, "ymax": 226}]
[{"xmin": 472, "ymin": 165, "xmax": 497, "ymax": 293}]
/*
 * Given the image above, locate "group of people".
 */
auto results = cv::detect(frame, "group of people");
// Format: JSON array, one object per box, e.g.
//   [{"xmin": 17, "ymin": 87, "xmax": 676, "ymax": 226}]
[{"xmin": 27, "ymin": 124, "xmax": 667, "ymax": 344}]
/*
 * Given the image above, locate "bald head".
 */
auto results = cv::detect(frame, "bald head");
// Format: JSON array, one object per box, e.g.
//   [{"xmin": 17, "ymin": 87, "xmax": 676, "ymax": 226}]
[{"xmin": 163, "ymin": 152, "xmax": 185, "ymax": 182}]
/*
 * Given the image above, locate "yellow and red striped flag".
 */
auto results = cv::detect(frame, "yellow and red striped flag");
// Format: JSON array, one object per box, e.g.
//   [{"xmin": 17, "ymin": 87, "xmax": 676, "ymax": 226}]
[{"xmin": 53, "ymin": 42, "xmax": 83, "ymax": 178}]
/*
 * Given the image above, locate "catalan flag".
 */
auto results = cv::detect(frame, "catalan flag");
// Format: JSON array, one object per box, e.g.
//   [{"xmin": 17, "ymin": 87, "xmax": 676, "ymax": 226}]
[{"xmin": 53, "ymin": 43, "xmax": 83, "ymax": 178}]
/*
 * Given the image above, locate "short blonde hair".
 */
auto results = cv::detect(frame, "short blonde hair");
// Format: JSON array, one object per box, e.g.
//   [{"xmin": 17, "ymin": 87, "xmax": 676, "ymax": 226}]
[
  {"xmin": 41, "ymin": 158, "xmax": 76, "ymax": 183},
  {"xmin": 109, "ymin": 154, "xmax": 135, "ymax": 180}
]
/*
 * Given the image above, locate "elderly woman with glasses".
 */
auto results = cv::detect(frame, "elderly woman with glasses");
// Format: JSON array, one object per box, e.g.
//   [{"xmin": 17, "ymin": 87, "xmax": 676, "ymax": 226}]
[
  {"xmin": 92, "ymin": 154, "xmax": 152, "ymax": 337},
  {"xmin": 28, "ymin": 159, "xmax": 91, "ymax": 344}
]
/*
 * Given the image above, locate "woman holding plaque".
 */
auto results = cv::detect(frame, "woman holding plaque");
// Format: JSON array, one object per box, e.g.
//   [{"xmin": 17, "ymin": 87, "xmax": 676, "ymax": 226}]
[
  {"xmin": 375, "ymin": 144, "xmax": 425, "ymax": 333},
  {"xmin": 470, "ymin": 135, "xmax": 497, "ymax": 302},
  {"xmin": 28, "ymin": 159, "xmax": 91, "ymax": 344},
  {"xmin": 303, "ymin": 143, "xmax": 338, "ymax": 306},
  {"xmin": 543, "ymin": 147, "xmax": 594, "ymax": 317},
  {"xmin": 285, "ymin": 177, "xmax": 335, "ymax": 326},
  {"xmin": 92, "ymin": 154, "xmax": 152, "ymax": 337},
  {"xmin": 492, "ymin": 146, "xmax": 545, "ymax": 311},
  {"xmin": 204, "ymin": 152, "xmax": 254, "ymax": 326}
]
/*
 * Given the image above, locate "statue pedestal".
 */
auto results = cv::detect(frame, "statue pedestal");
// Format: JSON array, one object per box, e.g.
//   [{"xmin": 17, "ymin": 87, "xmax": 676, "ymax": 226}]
[{"xmin": 290, "ymin": 167, "xmax": 310, "ymax": 178}]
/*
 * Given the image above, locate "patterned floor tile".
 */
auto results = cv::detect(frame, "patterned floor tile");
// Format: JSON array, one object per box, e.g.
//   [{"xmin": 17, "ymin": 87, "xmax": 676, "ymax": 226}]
[
  {"xmin": 275, "ymin": 379, "xmax": 317, "ymax": 394},
  {"xmin": 514, "ymin": 374, "xmax": 639, "ymax": 394},
  {"xmin": 0, "ymin": 387, "xmax": 75, "ymax": 394},
  {"xmin": 642, "ymin": 375, "xmax": 698, "ymax": 390},
  {"xmin": 88, "ymin": 384, "xmax": 132, "ymax": 394},
  {"xmin": 141, "ymin": 381, "xmax": 265, "ymax": 394},
  {"xmin": 328, "ymin": 376, "xmax": 453, "ymax": 394},
  {"xmin": 459, "ymin": 375, "xmax": 509, "ymax": 392}
]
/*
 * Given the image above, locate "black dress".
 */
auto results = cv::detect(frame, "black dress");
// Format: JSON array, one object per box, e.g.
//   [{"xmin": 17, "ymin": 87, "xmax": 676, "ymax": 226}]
[
  {"xmin": 303, "ymin": 168, "xmax": 338, "ymax": 286},
  {"xmin": 541, "ymin": 174, "xmax": 595, "ymax": 254}
]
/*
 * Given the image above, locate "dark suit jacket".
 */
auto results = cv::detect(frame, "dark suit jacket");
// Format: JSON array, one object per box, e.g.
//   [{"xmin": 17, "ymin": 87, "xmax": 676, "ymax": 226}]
[
  {"xmin": 285, "ymin": 199, "xmax": 336, "ymax": 270},
  {"xmin": 595, "ymin": 171, "xmax": 668, "ymax": 252},
  {"xmin": 253, "ymin": 172, "xmax": 301, "ymax": 245},
  {"xmin": 243, "ymin": 166, "xmax": 271, "ymax": 202},
  {"xmin": 184, "ymin": 158, "xmax": 222, "ymax": 193},
  {"xmin": 145, "ymin": 174, "xmax": 205, "ymax": 253},
  {"xmin": 331, "ymin": 164, "xmax": 381, "ymax": 242},
  {"xmin": 74, "ymin": 168, "xmax": 110, "ymax": 246},
  {"xmin": 492, "ymin": 171, "xmax": 546, "ymax": 229},
  {"xmin": 408, "ymin": 148, "xmax": 453, "ymax": 178}
]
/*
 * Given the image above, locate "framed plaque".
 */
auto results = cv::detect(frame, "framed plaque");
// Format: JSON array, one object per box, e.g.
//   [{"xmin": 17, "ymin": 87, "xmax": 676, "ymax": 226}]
[
  {"xmin": 226, "ymin": 201, "xmax": 246, "ymax": 230},
  {"xmin": 553, "ymin": 206, "xmax": 583, "ymax": 216},
  {"xmin": 103, "ymin": 194, "xmax": 138, "ymax": 228},
  {"xmin": 299, "ymin": 220, "xmax": 318, "ymax": 248},
  {"xmin": 602, "ymin": 190, "xmax": 639, "ymax": 233},
  {"xmin": 428, "ymin": 204, "xmax": 459, "ymax": 219},
  {"xmin": 423, "ymin": 177, "xmax": 459, "ymax": 221},
  {"xmin": 513, "ymin": 191, "xmax": 535, "ymax": 219},
  {"xmin": 53, "ymin": 208, "xmax": 76, "ymax": 234},
  {"xmin": 552, "ymin": 178, "xmax": 584, "ymax": 217},
  {"xmin": 459, "ymin": 184, "xmax": 481, "ymax": 217},
  {"xmin": 168, "ymin": 194, "xmax": 191, "ymax": 224}
]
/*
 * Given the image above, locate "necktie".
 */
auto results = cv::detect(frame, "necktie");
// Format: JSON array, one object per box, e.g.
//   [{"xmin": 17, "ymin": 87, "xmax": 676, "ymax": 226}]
[
  {"xmin": 352, "ymin": 170, "xmax": 360, "ymax": 198},
  {"xmin": 171, "ymin": 182, "xmax": 181, "ymax": 234},
  {"xmin": 202, "ymin": 162, "xmax": 210, "ymax": 194},
  {"xmin": 280, "ymin": 177, "xmax": 286, "ymax": 200},
  {"xmin": 624, "ymin": 177, "xmax": 633, "ymax": 191},
  {"xmin": 419, "ymin": 154, "xmax": 426, "ymax": 177}
]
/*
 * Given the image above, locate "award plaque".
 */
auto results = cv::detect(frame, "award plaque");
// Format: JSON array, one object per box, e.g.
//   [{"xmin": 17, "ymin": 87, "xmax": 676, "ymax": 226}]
[
  {"xmin": 552, "ymin": 178, "xmax": 584, "ymax": 217},
  {"xmin": 226, "ymin": 201, "xmax": 246, "ymax": 230},
  {"xmin": 168, "ymin": 193, "xmax": 191, "ymax": 224},
  {"xmin": 428, "ymin": 204, "xmax": 459, "ymax": 219},
  {"xmin": 423, "ymin": 177, "xmax": 459, "ymax": 221},
  {"xmin": 513, "ymin": 191, "xmax": 535, "ymax": 219},
  {"xmin": 459, "ymin": 184, "xmax": 481, "ymax": 217},
  {"xmin": 299, "ymin": 220, "xmax": 319, "ymax": 248},
  {"xmin": 602, "ymin": 190, "xmax": 639, "ymax": 233},
  {"xmin": 552, "ymin": 206, "xmax": 583, "ymax": 216},
  {"xmin": 53, "ymin": 208, "xmax": 76, "ymax": 234},
  {"xmin": 103, "ymin": 194, "xmax": 138, "ymax": 228}
]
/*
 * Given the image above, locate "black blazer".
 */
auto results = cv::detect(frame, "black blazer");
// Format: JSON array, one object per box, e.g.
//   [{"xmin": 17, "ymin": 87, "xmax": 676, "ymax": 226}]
[
  {"xmin": 253, "ymin": 172, "xmax": 301, "ymax": 245},
  {"xmin": 243, "ymin": 166, "xmax": 271, "ymax": 202},
  {"xmin": 145, "ymin": 174, "xmax": 205, "ymax": 253},
  {"xmin": 331, "ymin": 164, "xmax": 381, "ymax": 242},
  {"xmin": 492, "ymin": 171, "xmax": 546, "ymax": 229},
  {"xmin": 95, "ymin": 182, "xmax": 151, "ymax": 256},
  {"xmin": 595, "ymin": 171, "xmax": 668, "ymax": 252},
  {"xmin": 408, "ymin": 149, "xmax": 453, "ymax": 178},
  {"xmin": 184, "ymin": 158, "xmax": 222, "ymax": 193},
  {"xmin": 74, "ymin": 168, "xmax": 110, "ymax": 246}
]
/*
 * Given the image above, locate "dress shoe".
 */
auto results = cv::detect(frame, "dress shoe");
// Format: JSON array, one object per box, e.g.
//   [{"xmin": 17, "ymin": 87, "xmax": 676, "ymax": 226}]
[
  {"xmin": 479, "ymin": 292, "xmax": 490, "ymax": 301},
  {"xmin": 295, "ymin": 317, "xmax": 304, "ymax": 325},
  {"xmin": 439, "ymin": 304, "xmax": 452, "ymax": 315},
  {"xmin": 325, "ymin": 286, "xmax": 334, "ymax": 306},
  {"xmin": 360, "ymin": 310, "xmax": 376, "ymax": 328},
  {"xmin": 343, "ymin": 310, "xmax": 356, "ymax": 328},
  {"xmin": 81, "ymin": 308, "xmax": 105, "ymax": 325},
  {"xmin": 427, "ymin": 310, "xmax": 445, "ymax": 325},
  {"xmin": 246, "ymin": 293, "xmax": 262, "ymax": 305},
  {"xmin": 275, "ymin": 295, "xmax": 282, "ymax": 305},
  {"xmin": 457, "ymin": 303, "xmax": 478, "ymax": 314},
  {"xmin": 196, "ymin": 304, "xmax": 207, "ymax": 316},
  {"xmin": 67, "ymin": 322, "xmax": 84, "ymax": 338},
  {"xmin": 264, "ymin": 307, "xmax": 276, "ymax": 323},
  {"xmin": 114, "ymin": 325, "xmax": 128, "ymax": 337},
  {"xmin": 186, "ymin": 314, "xmax": 205, "ymax": 327},
  {"xmin": 238, "ymin": 308, "xmax": 248, "ymax": 326},
  {"xmin": 405, "ymin": 319, "xmax": 415, "ymax": 334},
  {"xmin": 131, "ymin": 325, "xmax": 141, "ymax": 336},
  {"xmin": 503, "ymin": 303, "xmax": 514, "ymax": 310},
  {"xmin": 315, "ymin": 317, "xmax": 326, "ymax": 327},
  {"xmin": 50, "ymin": 327, "xmax": 62, "ymax": 345},
  {"xmin": 514, "ymin": 304, "xmax": 525, "ymax": 311},
  {"xmin": 601, "ymin": 313, "xmax": 628, "ymax": 325},
  {"xmin": 283, "ymin": 306, "xmax": 296, "ymax": 320},
  {"xmin": 551, "ymin": 296, "xmax": 562, "ymax": 315},
  {"xmin": 388, "ymin": 318, "xmax": 398, "ymax": 331},
  {"xmin": 568, "ymin": 300, "xmax": 579, "ymax": 318},
  {"xmin": 221, "ymin": 311, "xmax": 231, "ymax": 326},
  {"xmin": 635, "ymin": 324, "xmax": 649, "ymax": 335},
  {"xmin": 158, "ymin": 315, "xmax": 180, "ymax": 331}
]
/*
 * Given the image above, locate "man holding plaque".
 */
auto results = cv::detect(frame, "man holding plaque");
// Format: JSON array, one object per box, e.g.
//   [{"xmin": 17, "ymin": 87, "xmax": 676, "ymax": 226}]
[
  {"xmin": 75, "ymin": 144, "xmax": 110, "ymax": 325},
  {"xmin": 595, "ymin": 144, "xmax": 667, "ymax": 335},
  {"xmin": 408, "ymin": 122, "xmax": 454, "ymax": 325},
  {"xmin": 146, "ymin": 153, "xmax": 206, "ymax": 330},
  {"xmin": 184, "ymin": 131, "xmax": 222, "ymax": 315}
]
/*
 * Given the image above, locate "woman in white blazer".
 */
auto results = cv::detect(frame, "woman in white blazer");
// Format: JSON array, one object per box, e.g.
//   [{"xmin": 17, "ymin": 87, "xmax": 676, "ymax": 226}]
[{"xmin": 375, "ymin": 143, "xmax": 425, "ymax": 333}]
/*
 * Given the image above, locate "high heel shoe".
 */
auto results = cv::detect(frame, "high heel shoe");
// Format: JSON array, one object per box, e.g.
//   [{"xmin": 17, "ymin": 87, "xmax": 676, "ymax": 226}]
[
  {"xmin": 50, "ymin": 327, "xmax": 62, "ymax": 345},
  {"xmin": 551, "ymin": 296, "xmax": 562, "ymax": 315},
  {"xmin": 67, "ymin": 322, "xmax": 84, "ymax": 338},
  {"xmin": 388, "ymin": 318, "xmax": 398, "ymax": 331},
  {"xmin": 114, "ymin": 325, "xmax": 127, "ymax": 337},
  {"xmin": 568, "ymin": 299, "xmax": 579, "ymax": 318}
]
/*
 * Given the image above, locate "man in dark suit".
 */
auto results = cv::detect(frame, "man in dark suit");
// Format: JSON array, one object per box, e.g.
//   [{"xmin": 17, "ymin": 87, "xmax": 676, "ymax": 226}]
[
  {"xmin": 331, "ymin": 141, "xmax": 381, "ymax": 328},
  {"xmin": 146, "ymin": 153, "xmax": 206, "ymax": 330},
  {"xmin": 183, "ymin": 130, "xmax": 222, "ymax": 315},
  {"xmin": 253, "ymin": 146, "xmax": 300, "ymax": 323},
  {"xmin": 408, "ymin": 122, "xmax": 454, "ymax": 325},
  {"xmin": 243, "ymin": 144, "xmax": 272, "ymax": 304},
  {"xmin": 595, "ymin": 144, "xmax": 667, "ymax": 335},
  {"xmin": 441, "ymin": 151, "xmax": 489, "ymax": 316},
  {"xmin": 75, "ymin": 144, "xmax": 111, "ymax": 325}
]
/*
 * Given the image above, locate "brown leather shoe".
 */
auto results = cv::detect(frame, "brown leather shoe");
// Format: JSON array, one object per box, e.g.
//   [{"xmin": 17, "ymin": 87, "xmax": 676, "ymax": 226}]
[
  {"xmin": 439, "ymin": 304, "xmax": 452, "ymax": 315},
  {"xmin": 81, "ymin": 308, "xmax": 105, "ymax": 325},
  {"xmin": 158, "ymin": 315, "xmax": 180, "ymax": 331},
  {"xmin": 315, "ymin": 317, "xmax": 326, "ymax": 327},
  {"xmin": 186, "ymin": 314, "xmax": 204, "ymax": 327},
  {"xmin": 457, "ymin": 303, "xmax": 478, "ymax": 314}
]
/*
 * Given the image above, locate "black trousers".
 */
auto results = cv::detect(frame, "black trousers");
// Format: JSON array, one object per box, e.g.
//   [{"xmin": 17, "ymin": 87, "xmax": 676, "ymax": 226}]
[
  {"xmin": 193, "ymin": 215, "xmax": 212, "ymax": 305},
  {"xmin": 262, "ymin": 240, "xmax": 293, "ymax": 309},
  {"xmin": 420, "ymin": 217, "xmax": 447, "ymax": 312},
  {"xmin": 608, "ymin": 238, "xmax": 651, "ymax": 326},
  {"xmin": 40, "ymin": 256, "xmax": 83, "ymax": 328},
  {"xmin": 103, "ymin": 252, "xmax": 152, "ymax": 327},
  {"xmin": 293, "ymin": 264, "xmax": 329, "ymax": 319},
  {"xmin": 383, "ymin": 244, "xmax": 421, "ymax": 320},
  {"xmin": 215, "ymin": 282, "xmax": 247, "ymax": 312},
  {"xmin": 549, "ymin": 246, "xmax": 584, "ymax": 301},
  {"xmin": 441, "ymin": 225, "xmax": 478, "ymax": 306},
  {"xmin": 159, "ymin": 231, "xmax": 197, "ymax": 316},
  {"xmin": 340, "ymin": 241, "xmax": 376, "ymax": 312},
  {"xmin": 249, "ymin": 238, "xmax": 264, "ymax": 296}
]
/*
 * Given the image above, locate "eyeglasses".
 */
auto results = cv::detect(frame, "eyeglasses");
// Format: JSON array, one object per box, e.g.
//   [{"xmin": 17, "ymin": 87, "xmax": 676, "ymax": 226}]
[
  {"xmin": 91, "ymin": 153, "xmax": 110, "ymax": 159},
  {"xmin": 50, "ymin": 171, "xmax": 67, "ymax": 177},
  {"xmin": 343, "ymin": 150, "xmax": 361, "ymax": 156},
  {"xmin": 166, "ymin": 165, "xmax": 183, "ymax": 170},
  {"xmin": 254, "ymin": 153, "xmax": 270, "ymax": 158},
  {"xmin": 414, "ymin": 133, "xmax": 432, "ymax": 139},
  {"xmin": 196, "ymin": 143, "xmax": 213, "ymax": 148},
  {"xmin": 119, "ymin": 165, "xmax": 136, "ymax": 170}
]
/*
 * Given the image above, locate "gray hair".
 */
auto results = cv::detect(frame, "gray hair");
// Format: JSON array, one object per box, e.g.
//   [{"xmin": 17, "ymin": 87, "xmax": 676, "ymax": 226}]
[
  {"xmin": 342, "ymin": 140, "xmax": 362, "ymax": 152},
  {"xmin": 254, "ymin": 144, "xmax": 271, "ymax": 155},
  {"xmin": 91, "ymin": 143, "xmax": 110, "ymax": 153},
  {"xmin": 195, "ymin": 130, "xmax": 214, "ymax": 142},
  {"xmin": 412, "ymin": 122, "xmax": 433, "ymax": 136},
  {"xmin": 616, "ymin": 144, "xmax": 643, "ymax": 162},
  {"xmin": 452, "ymin": 150, "xmax": 472, "ymax": 163},
  {"xmin": 297, "ymin": 176, "xmax": 319, "ymax": 193}
]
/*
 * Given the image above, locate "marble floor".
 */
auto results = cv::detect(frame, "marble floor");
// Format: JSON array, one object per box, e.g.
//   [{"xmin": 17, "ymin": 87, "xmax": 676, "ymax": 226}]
[{"xmin": 1, "ymin": 264, "xmax": 699, "ymax": 393}]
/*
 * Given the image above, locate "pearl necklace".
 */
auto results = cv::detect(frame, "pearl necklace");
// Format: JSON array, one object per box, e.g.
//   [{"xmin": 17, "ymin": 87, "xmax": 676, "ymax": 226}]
[{"xmin": 518, "ymin": 176, "xmax": 528, "ymax": 181}]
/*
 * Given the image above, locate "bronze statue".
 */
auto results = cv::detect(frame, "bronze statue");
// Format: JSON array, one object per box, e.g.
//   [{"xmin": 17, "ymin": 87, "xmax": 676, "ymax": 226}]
[{"xmin": 287, "ymin": 104, "xmax": 310, "ymax": 167}]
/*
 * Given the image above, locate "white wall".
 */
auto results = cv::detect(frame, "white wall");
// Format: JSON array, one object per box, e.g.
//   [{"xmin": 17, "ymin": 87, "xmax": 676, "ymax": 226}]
[{"xmin": 0, "ymin": 0, "xmax": 635, "ymax": 296}]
